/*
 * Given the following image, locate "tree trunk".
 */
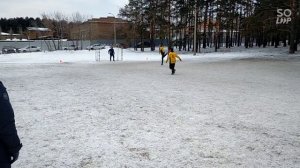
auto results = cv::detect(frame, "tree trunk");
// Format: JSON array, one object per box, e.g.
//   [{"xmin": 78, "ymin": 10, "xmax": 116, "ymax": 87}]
[{"xmin": 203, "ymin": 1, "xmax": 208, "ymax": 49}]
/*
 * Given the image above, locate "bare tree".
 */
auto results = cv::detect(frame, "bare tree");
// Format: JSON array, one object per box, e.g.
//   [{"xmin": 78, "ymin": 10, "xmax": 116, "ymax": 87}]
[
  {"xmin": 70, "ymin": 12, "xmax": 91, "ymax": 24},
  {"xmin": 41, "ymin": 12, "xmax": 70, "ymax": 50}
]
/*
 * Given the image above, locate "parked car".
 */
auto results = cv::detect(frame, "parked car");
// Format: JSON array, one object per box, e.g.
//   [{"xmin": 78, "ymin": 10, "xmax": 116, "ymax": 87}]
[
  {"xmin": 86, "ymin": 44, "xmax": 105, "ymax": 50},
  {"xmin": 134, "ymin": 41, "xmax": 151, "ymax": 48},
  {"xmin": 2, "ymin": 46, "xmax": 20, "ymax": 54},
  {"xmin": 19, "ymin": 46, "xmax": 41, "ymax": 52},
  {"xmin": 63, "ymin": 44, "xmax": 79, "ymax": 50}
]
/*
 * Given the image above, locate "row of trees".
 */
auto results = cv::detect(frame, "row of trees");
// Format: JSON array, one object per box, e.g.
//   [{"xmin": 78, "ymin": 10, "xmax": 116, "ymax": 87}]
[
  {"xmin": 0, "ymin": 12, "xmax": 91, "ymax": 50},
  {"xmin": 119, "ymin": 0, "xmax": 300, "ymax": 53},
  {"xmin": 1, "ymin": 1, "xmax": 298, "ymax": 53},
  {"xmin": 0, "ymin": 12, "xmax": 90, "ymax": 39},
  {"xmin": 0, "ymin": 17, "xmax": 44, "ymax": 34}
]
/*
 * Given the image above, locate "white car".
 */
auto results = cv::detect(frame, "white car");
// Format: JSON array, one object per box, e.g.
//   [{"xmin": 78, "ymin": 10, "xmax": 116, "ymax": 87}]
[
  {"xmin": 86, "ymin": 44, "xmax": 105, "ymax": 50},
  {"xmin": 63, "ymin": 44, "xmax": 79, "ymax": 50},
  {"xmin": 19, "ymin": 46, "xmax": 41, "ymax": 52}
]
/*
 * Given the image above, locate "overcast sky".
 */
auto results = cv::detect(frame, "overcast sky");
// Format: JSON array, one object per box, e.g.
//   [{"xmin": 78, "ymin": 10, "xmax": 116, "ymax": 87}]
[{"xmin": 0, "ymin": 0, "xmax": 129, "ymax": 19}]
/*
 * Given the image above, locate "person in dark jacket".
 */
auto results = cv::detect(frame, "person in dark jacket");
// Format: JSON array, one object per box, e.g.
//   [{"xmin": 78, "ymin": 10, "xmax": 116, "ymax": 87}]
[
  {"xmin": 108, "ymin": 46, "xmax": 115, "ymax": 61},
  {"xmin": 0, "ymin": 81, "xmax": 22, "ymax": 168}
]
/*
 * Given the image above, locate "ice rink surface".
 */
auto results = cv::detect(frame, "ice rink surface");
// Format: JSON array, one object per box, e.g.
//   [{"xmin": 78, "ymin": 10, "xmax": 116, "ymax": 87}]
[{"xmin": 1, "ymin": 47, "xmax": 299, "ymax": 167}]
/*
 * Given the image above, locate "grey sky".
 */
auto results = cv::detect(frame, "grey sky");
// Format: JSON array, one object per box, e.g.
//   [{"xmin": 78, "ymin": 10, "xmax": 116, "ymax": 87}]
[{"xmin": 0, "ymin": 0, "xmax": 128, "ymax": 18}]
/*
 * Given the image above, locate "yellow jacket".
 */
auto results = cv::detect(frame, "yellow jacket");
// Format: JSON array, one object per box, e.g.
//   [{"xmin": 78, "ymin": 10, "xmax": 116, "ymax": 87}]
[
  {"xmin": 166, "ymin": 52, "xmax": 181, "ymax": 64},
  {"xmin": 159, "ymin": 46, "xmax": 165, "ymax": 54}
]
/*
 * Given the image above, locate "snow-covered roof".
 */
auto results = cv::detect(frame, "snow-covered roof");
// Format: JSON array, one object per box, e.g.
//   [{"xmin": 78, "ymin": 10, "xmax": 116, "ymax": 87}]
[
  {"xmin": 0, "ymin": 32, "xmax": 20, "ymax": 36},
  {"xmin": 27, "ymin": 27, "xmax": 51, "ymax": 32},
  {"xmin": 1, "ymin": 32, "xmax": 10, "ymax": 35}
]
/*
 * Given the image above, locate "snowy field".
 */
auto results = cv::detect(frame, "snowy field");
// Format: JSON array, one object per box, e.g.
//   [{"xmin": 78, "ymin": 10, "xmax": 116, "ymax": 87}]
[{"xmin": 1, "ymin": 47, "xmax": 300, "ymax": 168}]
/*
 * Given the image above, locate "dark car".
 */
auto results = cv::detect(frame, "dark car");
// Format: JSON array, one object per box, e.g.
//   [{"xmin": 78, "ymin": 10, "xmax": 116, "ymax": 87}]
[
  {"xmin": 2, "ymin": 46, "xmax": 20, "ymax": 54},
  {"xmin": 134, "ymin": 41, "xmax": 151, "ymax": 48}
]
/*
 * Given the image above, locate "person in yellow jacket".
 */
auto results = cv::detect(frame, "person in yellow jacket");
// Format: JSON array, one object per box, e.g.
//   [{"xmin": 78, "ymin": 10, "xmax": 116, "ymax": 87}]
[
  {"xmin": 166, "ymin": 47, "xmax": 182, "ymax": 75},
  {"xmin": 159, "ymin": 44, "xmax": 167, "ymax": 65}
]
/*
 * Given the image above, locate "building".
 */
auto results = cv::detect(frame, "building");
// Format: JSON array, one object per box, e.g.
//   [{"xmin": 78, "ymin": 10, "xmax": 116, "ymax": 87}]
[
  {"xmin": 70, "ymin": 17, "xmax": 131, "ymax": 43},
  {"xmin": 0, "ymin": 32, "xmax": 22, "ymax": 40},
  {"xmin": 26, "ymin": 27, "xmax": 53, "ymax": 40}
]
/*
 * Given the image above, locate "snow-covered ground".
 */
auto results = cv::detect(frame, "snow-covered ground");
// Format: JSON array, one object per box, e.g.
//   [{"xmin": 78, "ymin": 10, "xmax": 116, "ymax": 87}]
[{"xmin": 0, "ymin": 47, "xmax": 300, "ymax": 168}]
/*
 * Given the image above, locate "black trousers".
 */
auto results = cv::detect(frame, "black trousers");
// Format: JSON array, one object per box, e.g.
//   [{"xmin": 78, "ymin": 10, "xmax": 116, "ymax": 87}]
[
  {"xmin": 161, "ymin": 52, "xmax": 166, "ymax": 65},
  {"xmin": 169, "ymin": 63, "xmax": 175, "ymax": 73},
  {"xmin": 110, "ymin": 55, "xmax": 115, "ymax": 61}
]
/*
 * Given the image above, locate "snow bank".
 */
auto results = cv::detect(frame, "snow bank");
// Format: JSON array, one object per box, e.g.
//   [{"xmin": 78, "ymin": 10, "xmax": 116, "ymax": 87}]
[{"xmin": 1, "ymin": 46, "xmax": 299, "ymax": 64}]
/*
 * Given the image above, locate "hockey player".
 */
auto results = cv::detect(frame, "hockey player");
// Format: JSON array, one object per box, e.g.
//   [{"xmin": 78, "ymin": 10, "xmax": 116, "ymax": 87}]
[{"xmin": 108, "ymin": 46, "xmax": 115, "ymax": 61}]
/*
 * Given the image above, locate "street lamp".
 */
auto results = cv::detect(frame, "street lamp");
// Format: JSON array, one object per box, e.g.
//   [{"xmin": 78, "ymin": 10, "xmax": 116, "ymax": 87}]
[{"xmin": 108, "ymin": 13, "xmax": 117, "ymax": 46}]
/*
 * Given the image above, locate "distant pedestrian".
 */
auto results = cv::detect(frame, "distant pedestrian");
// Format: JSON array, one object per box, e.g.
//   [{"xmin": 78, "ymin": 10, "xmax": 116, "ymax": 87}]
[
  {"xmin": 166, "ymin": 47, "xmax": 182, "ymax": 75},
  {"xmin": 159, "ymin": 44, "xmax": 167, "ymax": 65},
  {"xmin": 0, "ymin": 81, "xmax": 22, "ymax": 168},
  {"xmin": 108, "ymin": 46, "xmax": 115, "ymax": 61}
]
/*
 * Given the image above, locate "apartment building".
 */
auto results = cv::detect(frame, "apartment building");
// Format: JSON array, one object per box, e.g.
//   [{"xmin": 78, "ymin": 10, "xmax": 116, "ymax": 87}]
[{"xmin": 70, "ymin": 17, "xmax": 131, "ymax": 42}]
